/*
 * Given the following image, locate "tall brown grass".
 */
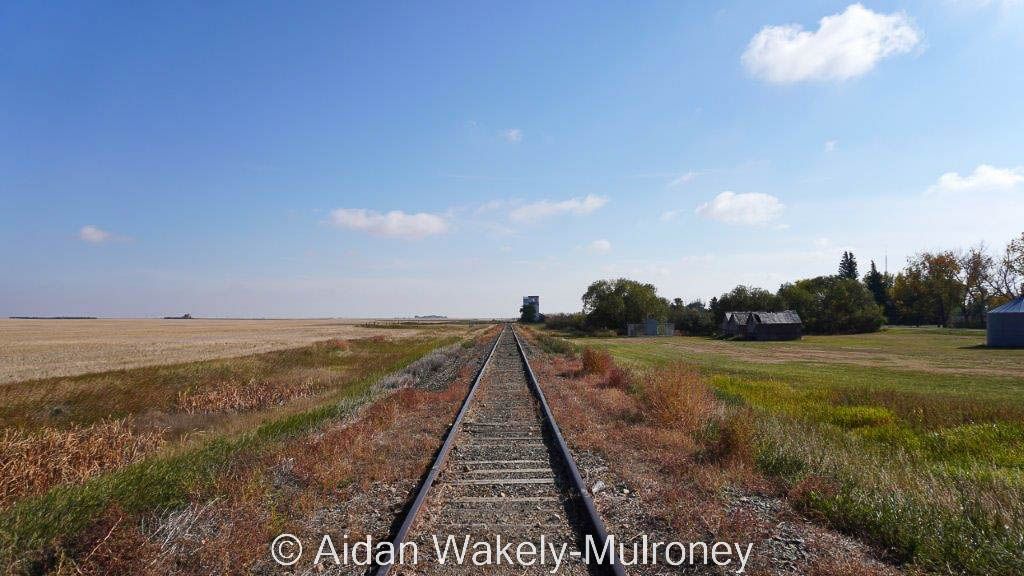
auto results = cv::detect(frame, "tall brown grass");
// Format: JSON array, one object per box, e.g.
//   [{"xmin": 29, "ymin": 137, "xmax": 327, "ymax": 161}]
[
  {"xmin": 176, "ymin": 374, "xmax": 320, "ymax": 414},
  {"xmin": 0, "ymin": 420, "xmax": 163, "ymax": 509},
  {"xmin": 581, "ymin": 348, "xmax": 613, "ymax": 376}
]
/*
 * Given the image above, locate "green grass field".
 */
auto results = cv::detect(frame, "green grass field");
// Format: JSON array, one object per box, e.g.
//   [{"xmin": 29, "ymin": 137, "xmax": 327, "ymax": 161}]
[{"xmin": 567, "ymin": 326, "xmax": 1024, "ymax": 575}]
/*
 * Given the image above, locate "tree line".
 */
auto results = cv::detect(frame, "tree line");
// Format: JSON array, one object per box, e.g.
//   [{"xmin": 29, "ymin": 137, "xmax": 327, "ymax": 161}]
[{"xmin": 542, "ymin": 232, "xmax": 1024, "ymax": 335}]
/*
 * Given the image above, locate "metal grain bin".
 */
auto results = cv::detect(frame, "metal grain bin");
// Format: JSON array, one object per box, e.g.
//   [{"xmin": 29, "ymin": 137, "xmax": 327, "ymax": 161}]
[{"xmin": 987, "ymin": 297, "xmax": 1024, "ymax": 347}]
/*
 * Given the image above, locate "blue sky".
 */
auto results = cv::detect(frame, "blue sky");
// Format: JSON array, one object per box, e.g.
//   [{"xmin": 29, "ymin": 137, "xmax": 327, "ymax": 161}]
[{"xmin": 2, "ymin": 1, "xmax": 1023, "ymax": 317}]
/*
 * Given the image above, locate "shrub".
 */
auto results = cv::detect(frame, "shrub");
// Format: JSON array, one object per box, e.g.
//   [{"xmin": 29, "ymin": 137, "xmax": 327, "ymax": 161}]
[
  {"xmin": 581, "ymin": 348, "xmax": 612, "ymax": 376},
  {"xmin": 603, "ymin": 366, "xmax": 632, "ymax": 390},
  {"xmin": 699, "ymin": 413, "xmax": 755, "ymax": 466},
  {"xmin": 543, "ymin": 312, "xmax": 588, "ymax": 332},
  {"xmin": 637, "ymin": 366, "xmax": 720, "ymax": 431}
]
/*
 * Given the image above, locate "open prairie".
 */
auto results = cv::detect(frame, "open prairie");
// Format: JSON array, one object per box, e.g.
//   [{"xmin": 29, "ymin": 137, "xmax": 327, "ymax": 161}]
[{"xmin": 0, "ymin": 318, "xmax": 429, "ymax": 384}]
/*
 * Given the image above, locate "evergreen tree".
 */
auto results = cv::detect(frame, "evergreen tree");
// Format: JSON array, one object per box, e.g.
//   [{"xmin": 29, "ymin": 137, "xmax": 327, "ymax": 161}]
[
  {"xmin": 839, "ymin": 251, "xmax": 859, "ymax": 280},
  {"xmin": 864, "ymin": 261, "xmax": 886, "ymax": 305},
  {"xmin": 863, "ymin": 260, "xmax": 893, "ymax": 320}
]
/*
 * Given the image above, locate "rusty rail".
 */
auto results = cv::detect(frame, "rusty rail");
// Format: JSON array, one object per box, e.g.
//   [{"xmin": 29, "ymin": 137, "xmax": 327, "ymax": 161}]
[
  {"xmin": 511, "ymin": 325, "xmax": 626, "ymax": 576},
  {"xmin": 374, "ymin": 324, "xmax": 625, "ymax": 575},
  {"xmin": 374, "ymin": 324, "xmax": 504, "ymax": 576}
]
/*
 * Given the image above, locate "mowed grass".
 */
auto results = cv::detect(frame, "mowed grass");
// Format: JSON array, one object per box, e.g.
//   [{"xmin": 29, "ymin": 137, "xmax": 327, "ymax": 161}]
[
  {"xmin": 565, "ymin": 326, "xmax": 1024, "ymax": 575},
  {"xmin": 0, "ymin": 327, "xmax": 476, "ymax": 569}
]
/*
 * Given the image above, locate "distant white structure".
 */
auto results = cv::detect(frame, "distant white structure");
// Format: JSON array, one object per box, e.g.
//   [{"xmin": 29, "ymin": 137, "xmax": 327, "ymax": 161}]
[{"xmin": 522, "ymin": 295, "xmax": 540, "ymax": 322}]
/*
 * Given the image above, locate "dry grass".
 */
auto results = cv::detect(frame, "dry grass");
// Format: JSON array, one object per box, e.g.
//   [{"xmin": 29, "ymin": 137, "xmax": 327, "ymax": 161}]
[
  {"xmin": 0, "ymin": 329, "xmax": 474, "ymax": 535},
  {"xmin": 0, "ymin": 318, "xmax": 439, "ymax": 384},
  {"xmin": 550, "ymin": 325, "xmax": 1024, "ymax": 574},
  {"xmin": 530, "ymin": 350, "xmax": 754, "ymax": 536},
  {"xmin": 0, "ymin": 420, "xmax": 164, "ymax": 509},
  {"xmin": 522, "ymin": 327, "xmax": 894, "ymax": 575},
  {"xmin": 46, "ymin": 349, "xmax": 483, "ymax": 575},
  {"xmin": 176, "ymin": 371, "xmax": 322, "ymax": 415},
  {"xmin": 581, "ymin": 347, "xmax": 613, "ymax": 376}
]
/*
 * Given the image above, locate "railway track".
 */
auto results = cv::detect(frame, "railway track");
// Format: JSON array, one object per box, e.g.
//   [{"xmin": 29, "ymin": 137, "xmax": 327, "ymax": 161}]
[{"xmin": 378, "ymin": 325, "xmax": 624, "ymax": 575}]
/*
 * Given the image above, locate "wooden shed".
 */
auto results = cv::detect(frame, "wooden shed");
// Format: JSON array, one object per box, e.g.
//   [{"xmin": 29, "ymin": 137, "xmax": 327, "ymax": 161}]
[
  {"xmin": 748, "ymin": 311, "xmax": 803, "ymax": 340},
  {"xmin": 721, "ymin": 312, "xmax": 752, "ymax": 338},
  {"xmin": 722, "ymin": 310, "xmax": 802, "ymax": 340}
]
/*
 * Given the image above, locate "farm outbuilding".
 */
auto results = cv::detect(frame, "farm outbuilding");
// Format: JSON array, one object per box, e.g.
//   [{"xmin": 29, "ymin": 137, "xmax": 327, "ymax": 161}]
[
  {"xmin": 722, "ymin": 310, "xmax": 802, "ymax": 340},
  {"xmin": 721, "ymin": 312, "xmax": 752, "ymax": 338},
  {"xmin": 627, "ymin": 317, "xmax": 675, "ymax": 337},
  {"xmin": 748, "ymin": 311, "xmax": 803, "ymax": 340},
  {"xmin": 987, "ymin": 296, "xmax": 1024, "ymax": 347}
]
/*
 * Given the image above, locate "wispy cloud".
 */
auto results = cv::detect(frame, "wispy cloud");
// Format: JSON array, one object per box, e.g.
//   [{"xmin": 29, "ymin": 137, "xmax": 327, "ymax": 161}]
[
  {"xmin": 502, "ymin": 128, "xmax": 523, "ymax": 143},
  {"xmin": 329, "ymin": 208, "xmax": 448, "ymax": 239},
  {"xmin": 742, "ymin": 4, "xmax": 921, "ymax": 83},
  {"xmin": 696, "ymin": 191, "xmax": 784, "ymax": 226},
  {"xmin": 927, "ymin": 164, "xmax": 1024, "ymax": 195},
  {"xmin": 660, "ymin": 209, "xmax": 684, "ymax": 222},
  {"xmin": 667, "ymin": 171, "xmax": 703, "ymax": 187},
  {"xmin": 824, "ymin": 140, "xmax": 838, "ymax": 152},
  {"xmin": 509, "ymin": 194, "xmax": 609, "ymax": 223},
  {"xmin": 79, "ymin": 225, "xmax": 113, "ymax": 244},
  {"xmin": 589, "ymin": 239, "xmax": 612, "ymax": 253}
]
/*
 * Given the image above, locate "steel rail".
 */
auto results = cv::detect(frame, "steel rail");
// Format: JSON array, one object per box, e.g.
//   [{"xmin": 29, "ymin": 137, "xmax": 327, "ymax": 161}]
[
  {"xmin": 374, "ymin": 324, "xmax": 505, "ymax": 576},
  {"xmin": 510, "ymin": 325, "xmax": 627, "ymax": 576}
]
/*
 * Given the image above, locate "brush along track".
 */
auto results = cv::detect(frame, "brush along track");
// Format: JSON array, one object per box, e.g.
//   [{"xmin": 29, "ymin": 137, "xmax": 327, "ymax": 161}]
[{"xmin": 380, "ymin": 326, "xmax": 623, "ymax": 576}]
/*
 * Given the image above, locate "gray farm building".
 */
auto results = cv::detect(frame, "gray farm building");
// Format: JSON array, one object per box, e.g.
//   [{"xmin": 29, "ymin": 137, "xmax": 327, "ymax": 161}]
[
  {"xmin": 722, "ymin": 310, "xmax": 802, "ymax": 341},
  {"xmin": 627, "ymin": 317, "xmax": 675, "ymax": 337},
  {"xmin": 987, "ymin": 296, "xmax": 1024, "ymax": 347}
]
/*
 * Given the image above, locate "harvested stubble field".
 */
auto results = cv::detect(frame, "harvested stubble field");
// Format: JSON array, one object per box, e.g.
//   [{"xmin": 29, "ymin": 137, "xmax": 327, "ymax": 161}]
[
  {"xmin": 544, "ymin": 326, "xmax": 1024, "ymax": 576},
  {"xmin": 0, "ymin": 321, "xmax": 495, "ymax": 574},
  {"xmin": 0, "ymin": 318, "xmax": 427, "ymax": 384}
]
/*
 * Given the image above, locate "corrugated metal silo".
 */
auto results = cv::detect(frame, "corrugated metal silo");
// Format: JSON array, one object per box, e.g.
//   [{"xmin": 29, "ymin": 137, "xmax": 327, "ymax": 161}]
[{"xmin": 987, "ymin": 297, "xmax": 1024, "ymax": 347}]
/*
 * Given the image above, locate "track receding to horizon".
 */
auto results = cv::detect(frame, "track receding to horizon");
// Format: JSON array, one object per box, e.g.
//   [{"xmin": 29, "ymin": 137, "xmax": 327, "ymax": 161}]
[{"xmin": 383, "ymin": 326, "xmax": 622, "ymax": 576}]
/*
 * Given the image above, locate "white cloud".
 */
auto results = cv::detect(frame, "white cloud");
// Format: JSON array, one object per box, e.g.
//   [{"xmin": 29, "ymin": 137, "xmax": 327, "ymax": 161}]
[
  {"xmin": 695, "ymin": 191, "xmax": 784, "ymax": 226},
  {"xmin": 668, "ymin": 171, "xmax": 702, "ymax": 187},
  {"xmin": 824, "ymin": 140, "xmax": 838, "ymax": 152},
  {"xmin": 502, "ymin": 128, "xmax": 523, "ymax": 143},
  {"xmin": 79, "ymin": 225, "xmax": 113, "ymax": 244},
  {"xmin": 927, "ymin": 164, "xmax": 1024, "ymax": 195},
  {"xmin": 329, "ymin": 208, "xmax": 448, "ymax": 239},
  {"xmin": 509, "ymin": 194, "xmax": 609, "ymax": 223},
  {"xmin": 742, "ymin": 4, "xmax": 921, "ymax": 83},
  {"xmin": 589, "ymin": 239, "xmax": 612, "ymax": 253},
  {"xmin": 660, "ymin": 209, "xmax": 684, "ymax": 222}
]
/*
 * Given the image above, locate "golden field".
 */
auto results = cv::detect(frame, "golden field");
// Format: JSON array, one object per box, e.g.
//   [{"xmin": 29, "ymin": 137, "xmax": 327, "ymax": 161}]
[{"xmin": 0, "ymin": 318, "xmax": 425, "ymax": 384}]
